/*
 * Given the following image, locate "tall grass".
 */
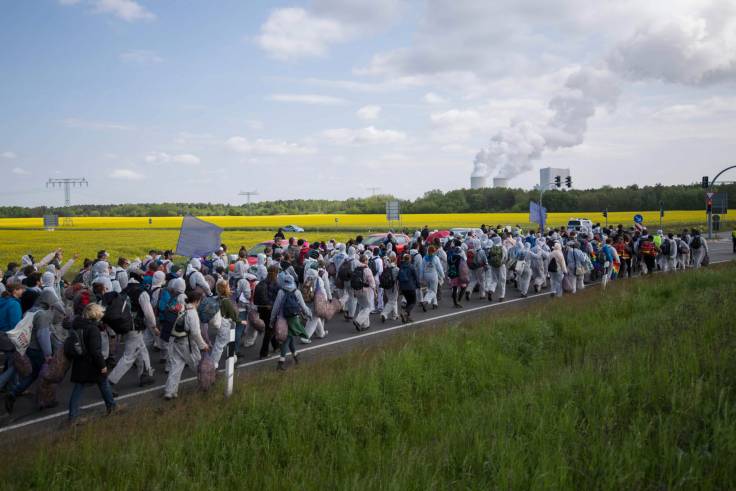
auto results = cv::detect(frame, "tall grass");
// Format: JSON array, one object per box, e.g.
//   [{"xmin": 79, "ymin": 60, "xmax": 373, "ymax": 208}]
[{"xmin": 5, "ymin": 265, "xmax": 736, "ymax": 489}]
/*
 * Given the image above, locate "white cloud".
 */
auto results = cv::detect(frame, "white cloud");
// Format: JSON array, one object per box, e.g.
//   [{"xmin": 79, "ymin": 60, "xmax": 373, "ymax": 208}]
[
  {"xmin": 356, "ymin": 105, "xmax": 381, "ymax": 120},
  {"xmin": 257, "ymin": 1, "xmax": 403, "ymax": 60},
  {"xmin": 63, "ymin": 118, "xmax": 133, "ymax": 131},
  {"xmin": 322, "ymin": 126, "xmax": 406, "ymax": 145},
  {"xmin": 144, "ymin": 152, "xmax": 201, "ymax": 165},
  {"xmin": 1, "ymin": 151, "xmax": 17, "ymax": 159},
  {"xmin": 424, "ymin": 92, "xmax": 447, "ymax": 104},
  {"xmin": 269, "ymin": 93, "xmax": 347, "ymax": 105},
  {"xmin": 109, "ymin": 168, "xmax": 145, "ymax": 180},
  {"xmin": 11, "ymin": 167, "xmax": 29, "ymax": 175},
  {"xmin": 120, "ymin": 49, "xmax": 163, "ymax": 64},
  {"xmin": 93, "ymin": 0, "xmax": 154, "ymax": 22},
  {"xmin": 257, "ymin": 8, "xmax": 346, "ymax": 60},
  {"xmin": 226, "ymin": 137, "xmax": 316, "ymax": 156},
  {"xmin": 58, "ymin": 0, "xmax": 81, "ymax": 5}
]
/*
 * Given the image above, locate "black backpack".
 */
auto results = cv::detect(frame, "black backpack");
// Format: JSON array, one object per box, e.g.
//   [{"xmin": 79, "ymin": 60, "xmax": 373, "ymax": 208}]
[
  {"xmin": 548, "ymin": 257, "xmax": 559, "ymax": 273},
  {"xmin": 660, "ymin": 239, "xmax": 671, "ymax": 256},
  {"xmin": 253, "ymin": 281, "xmax": 270, "ymax": 307},
  {"xmin": 691, "ymin": 236, "xmax": 702, "ymax": 250},
  {"xmin": 337, "ymin": 259, "xmax": 353, "ymax": 282},
  {"xmin": 124, "ymin": 282, "xmax": 150, "ymax": 330},
  {"xmin": 184, "ymin": 272, "xmax": 195, "ymax": 293},
  {"xmin": 368, "ymin": 257, "xmax": 379, "ymax": 275},
  {"xmin": 379, "ymin": 266, "xmax": 395, "ymax": 289},
  {"xmin": 63, "ymin": 327, "xmax": 86, "ymax": 359},
  {"xmin": 350, "ymin": 266, "xmax": 368, "ymax": 290},
  {"xmin": 102, "ymin": 291, "xmax": 134, "ymax": 335}
]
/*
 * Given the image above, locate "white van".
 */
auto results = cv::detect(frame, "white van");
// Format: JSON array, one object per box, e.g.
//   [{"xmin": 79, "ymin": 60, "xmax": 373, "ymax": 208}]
[{"xmin": 567, "ymin": 218, "xmax": 592, "ymax": 234}]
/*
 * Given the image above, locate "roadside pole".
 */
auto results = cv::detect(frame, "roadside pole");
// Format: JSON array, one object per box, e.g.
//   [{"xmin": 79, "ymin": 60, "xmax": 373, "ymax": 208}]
[{"xmin": 225, "ymin": 320, "xmax": 236, "ymax": 398}]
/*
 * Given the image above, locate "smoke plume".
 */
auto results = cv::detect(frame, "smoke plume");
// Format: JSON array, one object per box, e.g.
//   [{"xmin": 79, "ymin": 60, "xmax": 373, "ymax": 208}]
[{"xmin": 472, "ymin": 67, "xmax": 620, "ymax": 180}]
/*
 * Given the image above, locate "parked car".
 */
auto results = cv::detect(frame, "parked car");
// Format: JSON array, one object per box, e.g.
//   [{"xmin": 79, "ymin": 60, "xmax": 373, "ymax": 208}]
[
  {"xmin": 449, "ymin": 228, "xmax": 483, "ymax": 240},
  {"xmin": 362, "ymin": 233, "xmax": 410, "ymax": 255},
  {"xmin": 567, "ymin": 218, "xmax": 592, "ymax": 235},
  {"xmin": 283, "ymin": 224, "xmax": 304, "ymax": 233}
]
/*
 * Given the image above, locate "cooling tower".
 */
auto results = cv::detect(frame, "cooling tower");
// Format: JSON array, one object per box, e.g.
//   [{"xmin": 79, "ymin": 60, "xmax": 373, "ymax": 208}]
[
  {"xmin": 493, "ymin": 177, "xmax": 509, "ymax": 188},
  {"xmin": 470, "ymin": 176, "xmax": 488, "ymax": 189}
]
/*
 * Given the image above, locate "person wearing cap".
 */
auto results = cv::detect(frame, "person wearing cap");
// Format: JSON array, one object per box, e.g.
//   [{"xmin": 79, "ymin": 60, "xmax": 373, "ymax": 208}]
[{"xmin": 5, "ymin": 290, "xmax": 60, "ymax": 413}]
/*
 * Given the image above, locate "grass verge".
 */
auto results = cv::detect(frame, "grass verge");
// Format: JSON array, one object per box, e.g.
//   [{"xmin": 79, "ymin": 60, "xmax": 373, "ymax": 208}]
[{"xmin": 4, "ymin": 264, "xmax": 736, "ymax": 489}]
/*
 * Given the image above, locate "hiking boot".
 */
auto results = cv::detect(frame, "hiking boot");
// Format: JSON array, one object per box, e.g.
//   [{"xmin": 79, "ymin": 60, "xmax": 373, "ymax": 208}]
[
  {"xmin": 277, "ymin": 361, "xmax": 286, "ymax": 371},
  {"xmin": 487, "ymin": 293, "xmax": 493, "ymax": 301},
  {"xmin": 465, "ymin": 291, "xmax": 470, "ymax": 301},
  {"xmin": 299, "ymin": 337, "xmax": 312, "ymax": 344},
  {"xmin": 453, "ymin": 303, "xmax": 463, "ymax": 308},
  {"xmin": 399, "ymin": 312, "xmax": 407, "ymax": 323},
  {"xmin": 163, "ymin": 394, "xmax": 176, "ymax": 401},
  {"xmin": 139, "ymin": 374, "xmax": 155, "ymax": 387},
  {"xmin": 353, "ymin": 321, "xmax": 361, "ymax": 332},
  {"xmin": 498, "ymin": 297, "xmax": 504, "ymax": 302},
  {"xmin": 421, "ymin": 302, "xmax": 427, "ymax": 312},
  {"xmin": 405, "ymin": 316, "xmax": 414, "ymax": 323},
  {"xmin": 293, "ymin": 354, "xmax": 299, "ymax": 365},
  {"xmin": 4, "ymin": 394, "xmax": 15, "ymax": 414}
]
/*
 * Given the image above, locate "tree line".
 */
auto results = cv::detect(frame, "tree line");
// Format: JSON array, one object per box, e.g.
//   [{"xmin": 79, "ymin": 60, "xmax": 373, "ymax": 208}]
[{"xmin": 0, "ymin": 183, "xmax": 730, "ymax": 218}]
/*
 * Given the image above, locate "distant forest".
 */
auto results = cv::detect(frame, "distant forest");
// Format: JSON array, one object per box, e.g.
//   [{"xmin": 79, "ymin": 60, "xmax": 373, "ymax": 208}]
[{"xmin": 0, "ymin": 183, "xmax": 730, "ymax": 218}]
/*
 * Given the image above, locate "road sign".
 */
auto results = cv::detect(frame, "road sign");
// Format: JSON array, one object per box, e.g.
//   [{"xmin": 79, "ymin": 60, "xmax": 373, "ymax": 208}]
[
  {"xmin": 43, "ymin": 215, "xmax": 59, "ymax": 228},
  {"xmin": 386, "ymin": 200, "xmax": 400, "ymax": 221},
  {"xmin": 633, "ymin": 214, "xmax": 643, "ymax": 224},
  {"xmin": 712, "ymin": 192, "xmax": 728, "ymax": 214},
  {"xmin": 706, "ymin": 192, "xmax": 715, "ymax": 199}
]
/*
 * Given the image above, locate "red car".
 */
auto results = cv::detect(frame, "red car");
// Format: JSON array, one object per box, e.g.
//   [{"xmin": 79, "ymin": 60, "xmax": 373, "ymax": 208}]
[
  {"xmin": 362, "ymin": 233, "xmax": 410, "ymax": 255},
  {"xmin": 246, "ymin": 240, "xmax": 309, "ymax": 265}
]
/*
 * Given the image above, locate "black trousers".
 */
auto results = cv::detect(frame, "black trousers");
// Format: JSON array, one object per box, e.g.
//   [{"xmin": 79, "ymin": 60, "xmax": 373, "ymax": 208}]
[
  {"xmin": 259, "ymin": 307, "xmax": 280, "ymax": 357},
  {"xmin": 401, "ymin": 289, "xmax": 417, "ymax": 315}
]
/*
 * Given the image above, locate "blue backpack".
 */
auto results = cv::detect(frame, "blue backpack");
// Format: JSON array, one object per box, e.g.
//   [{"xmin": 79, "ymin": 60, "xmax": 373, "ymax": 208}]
[
  {"xmin": 282, "ymin": 291, "xmax": 301, "ymax": 318},
  {"xmin": 398, "ymin": 265, "xmax": 415, "ymax": 291},
  {"xmin": 158, "ymin": 288, "xmax": 179, "ymax": 323}
]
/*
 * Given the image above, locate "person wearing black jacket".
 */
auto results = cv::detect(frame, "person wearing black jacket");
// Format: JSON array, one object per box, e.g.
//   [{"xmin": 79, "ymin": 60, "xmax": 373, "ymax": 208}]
[
  {"xmin": 255, "ymin": 265, "xmax": 281, "ymax": 359},
  {"xmin": 397, "ymin": 254, "xmax": 419, "ymax": 323},
  {"xmin": 68, "ymin": 303, "xmax": 117, "ymax": 423}
]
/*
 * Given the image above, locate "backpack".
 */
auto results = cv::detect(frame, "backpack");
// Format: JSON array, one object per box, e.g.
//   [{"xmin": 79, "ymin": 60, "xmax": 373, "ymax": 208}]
[
  {"xmin": 300, "ymin": 276, "xmax": 315, "ymax": 303},
  {"xmin": 158, "ymin": 288, "xmax": 178, "ymax": 323},
  {"xmin": 326, "ymin": 262, "xmax": 337, "ymax": 278},
  {"xmin": 660, "ymin": 239, "xmax": 671, "ymax": 256},
  {"xmin": 466, "ymin": 250, "xmax": 477, "ymax": 269},
  {"xmin": 282, "ymin": 291, "xmax": 301, "ymax": 318},
  {"xmin": 548, "ymin": 257, "xmax": 559, "ymax": 273},
  {"xmin": 253, "ymin": 281, "xmax": 270, "ymax": 307},
  {"xmin": 379, "ymin": 266, "xmax": 395, "ymax": 289},
  {"xmin": 489, "ymin": 245, "xmax": 504, "ymax": 268},
  {"xmin": 337, "ymin": 259, "xmax": 352, "ymax": 282},
  {"xmin": 447, "ymin": 251, "xmax": 459, "ymax": 279},
  {"xmin": 350, "ymin": 266, "xmax": 368, "ymax": 291},
  {"xmin": 101, "ymin": 292, "xmax": 133, "ymax": 335},
  {"xmin": 197, "ymin": 296, "xmax": 221, "ymax": 324},
  {"xmin": 398, "ymin": 265, "xmax": 415, "ymax": 291},
  {"xmin": 368, "ymin": 257, "xmax": 379, "ymax": 275},
  {"xmin": 596, "ymin": 247, "xmax": 607, "ymax": 265},
  {"xmin": 677, "ymin": 240, "xmax": 689, "ymax": 255},
  {"xmin": 184, "ymin": 272, "xmax": 195, "ymax": 293},
  {"xmin": 63, "ymin": 327, "xmax": 86, "ymax": 359},
  {"xmin": 124, "ymin": 282, "xmax": 150, "ymax": 329},
  {"xmin": 691, "ymin": 236, "xmax": 702, "ymax": 250}
]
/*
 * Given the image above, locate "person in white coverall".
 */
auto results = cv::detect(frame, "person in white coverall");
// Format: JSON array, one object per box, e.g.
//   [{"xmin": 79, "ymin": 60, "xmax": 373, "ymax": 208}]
[
  {"xmin": 410, "ymin": 248, "xmax": 424, "ymax": 308},
  {"xmin": 485, "ymin": 236, "xmax": 507, "ymax": 301},
  {"xmin": 465, "ymin": 239, "xmax": 487, "ymax": 301},
  {"xmin": 185, "ymin": 258, "xmax": 212, "ymax": 296},
  {"xmin": 690, "ymin": 232, "xmax": 709, "ymax": 268},
  {"xmin": 548, "ymin": 243, "xmax": 568, "ymax": 298},
  {"xmin": 515, "ymin": 243, "xmax": 533, "ymax": 297},
  {"xmin": 420, "ymin": 245, "xmax": 444, "ymax": 309},
  {"xmin": 108, "ymin": 275, "xmax": 156, "ymax": 388},
  {"xmin": 370, "ymin": 252, "xmax": 384, "ymax": 313},
  {"xmin": 380, "ymin": 253, "xmax": 400, "ymax": 322},
  {"xmin": 164, "ymin": 290, "xmax": 209, "ymax": 400},
  {"xmin": 250, "ymin": 253, "xmax": 268, "ymax": 281},
  {"xmin": 302, "ymin": 263, "xmax": 331, "ymax": 342},
  {"xmin": 147, "ymin": 271, "xmax": 167, "ymax": 359},
  {"xmin": 564, "ymin": 241, "xmax": 591, "ymax": 294},
  {"xmin": 353, "ymin": 254, "xmax": 376, "ymax": 331},
  {"xmin": 342, "ymin": 247, "xmax": 359, "ymax": 320}
]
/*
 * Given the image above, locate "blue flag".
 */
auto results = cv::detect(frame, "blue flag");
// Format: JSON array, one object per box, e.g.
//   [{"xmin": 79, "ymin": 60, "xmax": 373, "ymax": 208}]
[
  {"xmin": 175, "ymin": 215, "xmax": 223, "ymax": 258},
  {"xmin": 529, "ymin": 201, "xmax": 547, "ymax": 230}
]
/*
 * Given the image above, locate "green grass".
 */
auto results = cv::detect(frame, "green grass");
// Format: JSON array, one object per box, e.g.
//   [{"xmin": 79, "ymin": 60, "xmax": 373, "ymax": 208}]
[{"xmin": 4, "ymin": 264, "xmax": 736, "ymax": 489}]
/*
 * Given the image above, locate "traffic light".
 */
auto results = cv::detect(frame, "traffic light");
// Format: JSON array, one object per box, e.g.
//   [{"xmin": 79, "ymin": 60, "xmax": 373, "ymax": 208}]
[
  {"xmin": 707, "ymin": 199, "xmax": 713, "ymax": 213},
  {"xmin": 554, "ymin": 176, "xmax": 561, "ymax": 188},
  {"xmin": 602, "ymin": 209, "xmax": 608, "ymax": 218},
  {"xmin": 565, "ymin": 176, "xmax": 572, "ymax": 188},
  {"xmin": 702, "ymin": 176, "xmax": 709, "ymax": 188}
]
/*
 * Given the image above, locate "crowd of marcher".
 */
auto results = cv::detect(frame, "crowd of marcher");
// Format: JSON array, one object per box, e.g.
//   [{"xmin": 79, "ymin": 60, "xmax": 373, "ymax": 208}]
[{"xmin": 0, "ymin": 222, "xmax": 716, "ymax": 425}]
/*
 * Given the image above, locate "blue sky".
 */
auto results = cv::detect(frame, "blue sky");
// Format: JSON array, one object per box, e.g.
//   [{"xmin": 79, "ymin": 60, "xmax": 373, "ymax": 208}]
[{"xmin": 1, "ymin": 0, "xmax": 735, "ymax": 206}]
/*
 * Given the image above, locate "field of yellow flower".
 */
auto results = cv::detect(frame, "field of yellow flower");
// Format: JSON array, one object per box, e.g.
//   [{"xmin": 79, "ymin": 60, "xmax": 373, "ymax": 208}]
[
  {"xmin": 0, "ymin": 210, "xmax": 716, "ymax": 230},
  {"xmin": 0, "ymin": 211, "xmax": 721, "ymax": 271}
]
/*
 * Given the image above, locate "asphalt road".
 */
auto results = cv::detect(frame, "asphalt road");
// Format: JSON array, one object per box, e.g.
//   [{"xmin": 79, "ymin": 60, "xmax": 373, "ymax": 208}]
[{"xmin": 1, "ymin": 240, "xmax": 733, "ymax": 437}]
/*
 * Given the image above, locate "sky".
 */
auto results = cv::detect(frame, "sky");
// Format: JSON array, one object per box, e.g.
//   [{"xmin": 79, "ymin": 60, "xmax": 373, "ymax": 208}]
[{"xmin": 1, "ymin": 0, "xmax": 735, "ymax": 207}]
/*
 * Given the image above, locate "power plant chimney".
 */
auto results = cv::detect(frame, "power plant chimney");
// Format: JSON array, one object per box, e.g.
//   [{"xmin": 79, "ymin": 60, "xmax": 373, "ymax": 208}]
[{"xmin": 470, "ymin": 176, "xmax": 488, "ymax": 189}]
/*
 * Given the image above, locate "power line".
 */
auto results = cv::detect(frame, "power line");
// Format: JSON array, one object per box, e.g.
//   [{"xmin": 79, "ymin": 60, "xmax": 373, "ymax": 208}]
[
  {"xmin": 367, "ymin": 187, "xmax": 381, "ymax": 196},
  {"xmin": 238, "ymin": 190, "xmax": 259, "ymax": 205},
  {"xmin": 46, "ymin": 178, "xmax": 88, "ymax": 207}
]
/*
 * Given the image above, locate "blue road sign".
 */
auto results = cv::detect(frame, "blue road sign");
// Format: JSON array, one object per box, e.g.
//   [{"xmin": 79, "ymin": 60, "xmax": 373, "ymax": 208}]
[{"xmin": 633, "ymin": 214, "xmax": 644, "ymax": 224}]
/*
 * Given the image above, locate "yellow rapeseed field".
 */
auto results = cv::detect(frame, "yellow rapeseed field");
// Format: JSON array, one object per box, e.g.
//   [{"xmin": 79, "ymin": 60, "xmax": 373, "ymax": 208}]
[
  {"xmin": 0, "ymin": 210, "xmax": 719, "ymax": 272},
  {"xmin": 0, "ymin": 210, "xmax": 715, "ymax": 230}
]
